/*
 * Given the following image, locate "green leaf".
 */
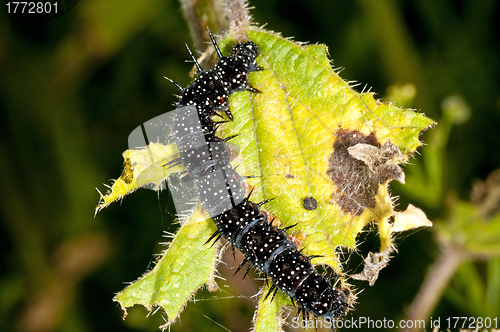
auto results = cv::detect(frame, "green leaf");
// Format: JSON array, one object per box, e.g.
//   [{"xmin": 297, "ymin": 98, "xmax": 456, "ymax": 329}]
[
  {"xmin": 253, "ymin": 287, "xmax": 291, "ymax": 332},
  {"xmin": 221, "ymin": 28, "xmax": 434, "ymax": 259},
  {"xmin": 95, "ymin": 143, "xmax": 182, "ymax": 213},
  {"xmin": 114, "ymin": 204, "xmax": 218, "ymax": 327}
]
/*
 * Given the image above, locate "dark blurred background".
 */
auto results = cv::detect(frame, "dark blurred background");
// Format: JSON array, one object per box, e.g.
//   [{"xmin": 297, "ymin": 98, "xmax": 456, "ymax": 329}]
[{"xmin": 1, "ymin": 0, "xmax": 499, "ymax": 331}]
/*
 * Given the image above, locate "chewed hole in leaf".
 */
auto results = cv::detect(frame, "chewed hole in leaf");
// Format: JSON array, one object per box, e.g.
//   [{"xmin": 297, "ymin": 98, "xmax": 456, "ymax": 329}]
[{"xmin": 327, "ymin": 129, "xmax": 405, "ymax": 216}]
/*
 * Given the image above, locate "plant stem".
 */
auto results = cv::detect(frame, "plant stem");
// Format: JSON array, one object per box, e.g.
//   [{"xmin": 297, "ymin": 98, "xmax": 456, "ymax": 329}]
[
  {"xmin": 179, "ymin": 0, "xmax": 226, "ymax": 51},
  {"xmin": 179, "ymin": 0, "xmax": 251, "ymax": 52},
  {"xmin": 403, "ymin": 244, "xmax": 465, "ymax": 332}
]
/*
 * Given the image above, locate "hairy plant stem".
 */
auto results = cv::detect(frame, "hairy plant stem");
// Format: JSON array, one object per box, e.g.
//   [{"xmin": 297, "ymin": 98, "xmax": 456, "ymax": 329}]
[
  {"xmin": 179, "ymin": 0, "xmax": 251, "ymax": 52},
  {"xmin": 179, "ymin": 0, "xmax": 225, "ymax": 51},
  {"xmin": 403, "ymin": 244, "xmax": 465, "ymax": 332}
]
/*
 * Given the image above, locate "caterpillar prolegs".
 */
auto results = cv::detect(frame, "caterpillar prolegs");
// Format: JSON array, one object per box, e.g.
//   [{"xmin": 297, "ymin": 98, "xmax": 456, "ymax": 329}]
[{"xmin": 167, "ymin": 31, "xmax": 350, "ymax": 322}]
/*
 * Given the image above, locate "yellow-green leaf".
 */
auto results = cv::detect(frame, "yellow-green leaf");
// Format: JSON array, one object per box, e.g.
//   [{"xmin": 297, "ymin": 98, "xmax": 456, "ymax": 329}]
[
  {"xmin": 253, "ymin": 287, "xmax": 291, "ymax": 332},
  {"xmin": 114, "ymin": 204, "xmax": 218, "ymax": 326},
  {"xmin": 220, "ymin": 28, "xmax": 434, "ymax": 264},
  {"xmin": 95, "ymin": 142, "xmax": 182, "ymax": 213}
]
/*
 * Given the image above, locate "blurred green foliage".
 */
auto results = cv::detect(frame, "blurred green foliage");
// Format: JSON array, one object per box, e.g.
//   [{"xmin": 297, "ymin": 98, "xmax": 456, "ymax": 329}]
[{"xmin": 1, "ymin": 1, "xmax": 499, "ymax": 331}]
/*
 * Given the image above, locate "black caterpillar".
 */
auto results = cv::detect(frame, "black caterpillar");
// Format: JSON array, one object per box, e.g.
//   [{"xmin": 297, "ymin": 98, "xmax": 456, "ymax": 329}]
[{"xmin": 166, "ymin": 30, "xmax": 350, "ymax": 321}]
